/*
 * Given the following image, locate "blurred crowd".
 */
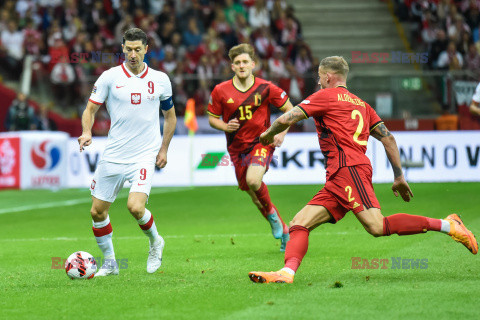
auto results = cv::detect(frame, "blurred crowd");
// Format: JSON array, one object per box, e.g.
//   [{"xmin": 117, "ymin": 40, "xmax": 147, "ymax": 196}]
[
  {"xmin": 0, "ymin": 0, "xmax": 317, "ymax": 119},
  {"xmin": 4, "ymin": 92, "xmax": 57, "ymax": 131},
  {"xmin": 394, "ymin": 0, "xmax": 480, "ymax": 76}
]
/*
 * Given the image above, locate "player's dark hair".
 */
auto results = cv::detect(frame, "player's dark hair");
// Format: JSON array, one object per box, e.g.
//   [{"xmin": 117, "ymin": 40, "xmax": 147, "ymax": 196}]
[
  {"xmin": 319, "ymin": 56, "xmax": 349, "ymax": 79},
  {"xmin": 123, "ymin": 28, "xmax": 148, "ymax": 46},
  {"xmin": 228, "ymin": 43, "xmax": 256, "ymax": 62}
]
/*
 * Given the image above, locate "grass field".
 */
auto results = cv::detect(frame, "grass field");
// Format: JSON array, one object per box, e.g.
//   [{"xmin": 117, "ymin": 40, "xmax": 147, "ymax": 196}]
[{"xmin": 0, "ymin": 183, "xmax": 479, "ymax": 320}]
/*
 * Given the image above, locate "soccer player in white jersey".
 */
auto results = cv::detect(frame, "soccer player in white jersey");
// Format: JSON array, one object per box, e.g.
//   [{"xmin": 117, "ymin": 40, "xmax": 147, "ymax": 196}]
[{"xmin": 78, "ymin": 28, "xmax": 177, "ymax": 276}]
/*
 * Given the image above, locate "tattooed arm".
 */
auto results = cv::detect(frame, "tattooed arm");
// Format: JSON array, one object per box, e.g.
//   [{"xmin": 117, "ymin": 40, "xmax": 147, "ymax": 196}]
[
  {"xmin": 371, "ymin": 123, "xmax": 414, "ymax": 202},
  {"xmin": 260, "ymin": 106, "xmax": 306, "ymax": 145},
  {"xmin": 271, "ymin": 99, "xmax": 294, "ymax": 147}
]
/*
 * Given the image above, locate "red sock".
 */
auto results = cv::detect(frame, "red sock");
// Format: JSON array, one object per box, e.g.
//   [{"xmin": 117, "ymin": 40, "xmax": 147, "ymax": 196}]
[
  {"xmin": 254, "ymin": 182, "xmax": 274, "ymax": 213},
  {"xmin": 284, "ymin": 225, "xmax": 309, "ymax": 272},
  {"xmin": 383, "ymin": 213, "xmax": 442, "ymax": 236}
]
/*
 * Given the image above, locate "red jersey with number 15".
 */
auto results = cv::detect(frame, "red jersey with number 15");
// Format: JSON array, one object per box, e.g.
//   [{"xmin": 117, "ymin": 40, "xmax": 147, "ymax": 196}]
[
  {"xmin": 297, "ymin": 86, "xmax": 383, "ymax": 180},
  {"xmin": 208, "ymin": 77, "xmax": 289, "ymax": 154}
]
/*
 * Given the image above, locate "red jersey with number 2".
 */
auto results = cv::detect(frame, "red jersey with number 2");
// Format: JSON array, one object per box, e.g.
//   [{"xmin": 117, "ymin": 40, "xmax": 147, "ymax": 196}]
[
  {"xmin": 297, "ymin": 86, "xmax": 383, "ymax": 180},
  {"xmin": 207, "ymin": 77, "xmax": 288, "ymax": 154}
]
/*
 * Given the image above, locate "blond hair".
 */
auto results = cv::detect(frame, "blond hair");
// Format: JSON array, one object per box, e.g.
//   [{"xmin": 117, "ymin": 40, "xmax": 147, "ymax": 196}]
[
  {"xmin": 319, "ymin": 56, "xmax": 349, "ymax": 79},
  {"xmin": 228, "ymin": 43, "xmax": 256, "ymax": 62}
]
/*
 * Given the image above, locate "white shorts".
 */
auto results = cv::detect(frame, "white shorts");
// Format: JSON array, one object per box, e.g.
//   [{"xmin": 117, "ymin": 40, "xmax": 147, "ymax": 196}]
[{"xmin": 90, "ymin": 160, "xmax": 155, "ymax": 203}]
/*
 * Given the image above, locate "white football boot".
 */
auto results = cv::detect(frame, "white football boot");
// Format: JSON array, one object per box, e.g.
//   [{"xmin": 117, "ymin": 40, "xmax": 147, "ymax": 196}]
[
  {"xmin": 147, "ymin": 235, "xmax": 165, "ymax": 273},
  {"xmin": 94, "ymin": 258, "xmax": 119, "ymax": 277}
]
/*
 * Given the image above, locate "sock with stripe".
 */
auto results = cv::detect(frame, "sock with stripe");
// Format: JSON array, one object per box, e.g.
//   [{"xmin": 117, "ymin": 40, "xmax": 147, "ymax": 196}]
[
  {"xmin": 283, "ymin": 225, "xmax": 310, "ymax": 274},
  {"xmin": 92, "ymin": 215, "xmax": 115, "ymax": 260},
  {"xmin": 383, "ymin": 213, "xmax": 448, "ymax": 236},
  {"xmin": 137, "ymin": 208, "xmax": 159, "ymax": 244}
]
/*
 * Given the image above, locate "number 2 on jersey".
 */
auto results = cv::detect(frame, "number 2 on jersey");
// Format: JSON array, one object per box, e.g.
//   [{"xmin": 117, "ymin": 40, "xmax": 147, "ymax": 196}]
[
  {"xmin": 239, "ymin": 105, "xmax": 252, "ymax": 120},
  {"xmin": 351, "ymin": 110, "xmax": 368, "ymax": 146}
]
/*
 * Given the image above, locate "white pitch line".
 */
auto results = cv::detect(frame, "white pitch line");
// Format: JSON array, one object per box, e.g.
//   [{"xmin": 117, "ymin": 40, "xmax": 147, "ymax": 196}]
[
  {"xmin": 0, "ymin": 187, "xmax": 190, "ymax": 215},
  {"xmin": 0, "ymin": 231, "xmax": 353, "ymax": 242}
]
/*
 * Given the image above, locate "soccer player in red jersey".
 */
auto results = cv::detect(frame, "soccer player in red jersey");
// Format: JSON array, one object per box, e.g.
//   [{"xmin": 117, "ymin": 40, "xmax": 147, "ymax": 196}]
[
  {"xmin": 249, "ymin": 56, "xmax": 478, "ymax": 283},
  {"xmin": 208, "ymin": 44, "xmax": 294, "ymax": 251}
]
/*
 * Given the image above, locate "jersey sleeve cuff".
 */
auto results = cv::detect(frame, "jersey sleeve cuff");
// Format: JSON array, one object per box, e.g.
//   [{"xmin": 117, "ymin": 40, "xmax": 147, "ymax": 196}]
[
  {"xmin": 296, "ymin": 106, "xmax": 309, "ymax": 119},
  {"xmin": 207, "ymin": 111, "xmax": 221, "ymax": 118},
  {"xmin": 370, "ymin": 121, "xmax": 384, "ymax": 132},
  {"xmin": 88, "ymin": 98, "xmax": 103, "ymax": 105},
  {"xmin": 277, "ymin": 98, "xmax": 290, "ymax": 109}
]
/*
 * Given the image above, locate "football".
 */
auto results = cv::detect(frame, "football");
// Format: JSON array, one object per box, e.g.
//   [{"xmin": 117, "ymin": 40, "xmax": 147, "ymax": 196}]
[{"xmin": 65, "ymin": 251, "xmax": 97, "ymax": 280}]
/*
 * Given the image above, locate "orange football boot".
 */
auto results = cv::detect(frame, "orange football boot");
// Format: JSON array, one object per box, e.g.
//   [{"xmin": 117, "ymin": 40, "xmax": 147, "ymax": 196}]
[
  {"xmin": 248, "ymin": 270, "xmax": 294, "ymax": 283},
  {"xmin": 445, "ymin": 214, "xmax": 478, "ymax": 254}
]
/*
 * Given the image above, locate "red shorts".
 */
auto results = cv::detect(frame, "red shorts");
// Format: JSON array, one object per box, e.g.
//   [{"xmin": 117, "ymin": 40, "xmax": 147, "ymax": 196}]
[
  {"xmin": 308, "ymin": 165, "xmax": 380, "ymax": 223},
  {"xmin": 230, "ymin": 143, "xmax": 275, "ymax": 191}
]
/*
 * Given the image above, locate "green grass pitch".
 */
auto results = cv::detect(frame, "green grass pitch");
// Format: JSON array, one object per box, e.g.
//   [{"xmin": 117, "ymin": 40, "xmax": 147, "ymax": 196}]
[{"xmin": 0, "ymin": 183, "xmax": 479, "ymax": 319}]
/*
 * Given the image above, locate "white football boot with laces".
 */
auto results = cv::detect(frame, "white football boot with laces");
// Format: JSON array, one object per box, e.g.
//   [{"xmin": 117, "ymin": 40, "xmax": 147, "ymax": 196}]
[{"xmin": 147, "ymin": 235, "xmax": 165, "ymax": 273}]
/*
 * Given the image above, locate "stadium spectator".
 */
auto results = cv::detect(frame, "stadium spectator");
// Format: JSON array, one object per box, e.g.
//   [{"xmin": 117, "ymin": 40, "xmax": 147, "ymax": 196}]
[
  {"xmin": 23, "ymin": 18, "xmax": 42, "ymax": 56},
  {"xmin": 234, "ymin": 13, "xmax": 251, "ymax": 43},
  {"xmin": 248, "ymin": 0, "xmax": 270, "ymax": 30},
  {"xmin": 285, "ymin": 5, "xmax": 302, "ymax": 38},
  {"xmin": 280, "ymin": 16, "xmax": 299, "ymax": 46},
  {"xmin": 223, "ymin": 0, "xmax": 247, "ymax": 27},
  {"xmin": 5, "ymin": 92, "xmax": 37, "ymax": 131},
  {"xmin": 211, "ymin": 7, "xmax": 236, "ymax": 48},
  {"xmin": 465, "ymin": 41, "xmax": 480, "ymax": 74},
  {"xmin": 254, "ymin": 27, "xmax": 276, "ymax": 58},
  {"xmin": 169, "ymin": 31, "xmax": 186, "ymax": 59},
  {"xmin": 428, "ymin": 29, "xmax": 449, "ymax": 68},
  {"xmin": 50, "ymin": 61, "xmax": 76, "ymax": 107},
  {"xmin": 268, "ymin": 46, "xmax": 287, "ymax": 84},
  {"xmin": 0, "ymin": 20, "xmax": 24, "ymax": 78},
  {"xmin": 447, "ymin": 14, "xmax": 470, "ymax": 45},
  {"xmin": 294, "ymin": 46, "xmax": 313, "ymax": 76},
  {"xmin": 183, "ymin": 17, "xmax": 203, "ymax": 48},
  {"xmin": 160, "ymin": 46, "xmax": 177, "ymax": 74},
  {"xmin": 437, "ymin": 41, "xmax": 464, "ymax": 69},
  {"xmin": 36, "ymin": 103, "xmax": 57, "ymax": 131}
]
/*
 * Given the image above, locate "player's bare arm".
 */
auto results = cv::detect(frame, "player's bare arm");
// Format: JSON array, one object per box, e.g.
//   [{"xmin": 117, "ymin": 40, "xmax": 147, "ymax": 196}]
[
  {"xmin": 469, "ymin": 101, "xmax": 480, "ymax": 116},
  {"xmin": 208, "ymin": 115, "xmax": 240, "ymax": 133},
  {"xmin": 260, "ymin": 106, "xmax": 306, "ymax": 145},
  {"xmin": 156, "ymin": 107, "xmax": 176, "ymax": 168},
  {"xmin": 371, "ymin": 123, "xmax": 414, "ymax": 202},
  {"xmin": 78, "ymin": 101, "xmax": 101, "ymax": 152},
  {"xmin": 272, "ymin": 100, "xmax": 294, "ymax": 147}
]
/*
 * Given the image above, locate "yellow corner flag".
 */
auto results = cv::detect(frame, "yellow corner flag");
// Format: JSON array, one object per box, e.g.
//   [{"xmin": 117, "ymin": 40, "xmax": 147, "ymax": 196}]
[{"xmin": 184, "ymin": 98, "xmax": 198, "ymax": 133}]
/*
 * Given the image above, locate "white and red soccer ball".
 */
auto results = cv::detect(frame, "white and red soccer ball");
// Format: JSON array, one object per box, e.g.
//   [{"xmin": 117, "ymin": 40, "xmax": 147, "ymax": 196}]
[{"xmin": 65, "ymin": 251, "xmax": 97, "ymax": 279}]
